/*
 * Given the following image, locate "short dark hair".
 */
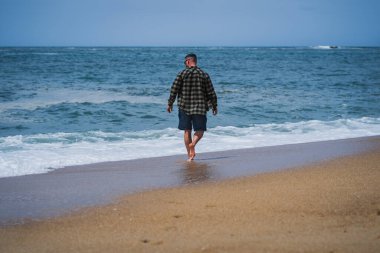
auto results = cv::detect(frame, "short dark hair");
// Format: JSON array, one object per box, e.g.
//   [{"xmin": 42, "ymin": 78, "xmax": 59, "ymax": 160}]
[{"xmin": 185, "ymin": 53, "xmax": 197, "ymax": 63}]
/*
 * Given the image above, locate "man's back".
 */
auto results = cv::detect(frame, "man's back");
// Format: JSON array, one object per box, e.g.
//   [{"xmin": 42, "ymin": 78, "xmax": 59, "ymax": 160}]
[{"xmin": 168, "ymin": 66, "xmax": 217, "ymax": 115}]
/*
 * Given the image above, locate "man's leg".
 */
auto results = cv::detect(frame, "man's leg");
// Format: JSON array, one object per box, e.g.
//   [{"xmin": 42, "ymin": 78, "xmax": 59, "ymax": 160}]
[
  {"xmin": 188, "ymin": 131, "xmax": 204, "ymax": 161},
  {"xmin": 179, "ymin": 110, "xmax": 193, "ymax": 159},
  {"xmin": 184, "ymin": 130, "xmax": 192, "ymax": 159}
]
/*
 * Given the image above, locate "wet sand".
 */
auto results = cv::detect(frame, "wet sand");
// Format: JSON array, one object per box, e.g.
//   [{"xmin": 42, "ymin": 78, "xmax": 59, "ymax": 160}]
[
  {"xmin": 1, "ymin": 136, "xmax": 379, "ymax": 224},
  {"xmin": 1, "ymin": 137, "xmax": 380, "ymax": 252}
]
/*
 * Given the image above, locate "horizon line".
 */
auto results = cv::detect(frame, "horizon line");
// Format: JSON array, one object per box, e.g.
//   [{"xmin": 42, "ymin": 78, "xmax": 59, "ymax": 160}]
[{"xmin": 1, "ymin": 45, "xmax": 379, "ymax": 48}]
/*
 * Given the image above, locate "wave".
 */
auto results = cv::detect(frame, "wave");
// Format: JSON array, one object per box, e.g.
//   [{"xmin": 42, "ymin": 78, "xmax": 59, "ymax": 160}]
[
  {"xmin": 0, "ymin": 89, "xmax": 166, "ymax": 112},
  {"xmin": 1, "ymin": 117, "xmax": 379, "ymax": 178},
  {"xmin": 31, "ymin": 53, "xmax": 59, "ymax": 55},
  {"xmin": 311, "ymin": 45, "xmax": 340, "ymax": 50}
]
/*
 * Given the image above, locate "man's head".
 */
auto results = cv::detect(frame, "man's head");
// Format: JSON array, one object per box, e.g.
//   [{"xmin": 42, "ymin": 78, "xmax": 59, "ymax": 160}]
[{"xmin": 184, "ymin": 53, "xmax": 197, "ymax": 67}]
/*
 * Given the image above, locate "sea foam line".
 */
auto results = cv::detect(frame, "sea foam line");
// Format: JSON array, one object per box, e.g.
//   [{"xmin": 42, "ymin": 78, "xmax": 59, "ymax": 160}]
[
  {"xmin": 0, "ymin": 117, "xmax": 380, "ymax": 178},
  {"xmin": 0, "ymin": 89, "xmax": 165, "ymax": 112}
]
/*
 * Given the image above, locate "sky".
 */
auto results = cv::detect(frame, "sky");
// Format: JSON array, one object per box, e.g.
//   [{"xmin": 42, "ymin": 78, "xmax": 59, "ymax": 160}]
[{"xmin": 0, "ymin": 0, "xmax": 379, "ymax": 47}]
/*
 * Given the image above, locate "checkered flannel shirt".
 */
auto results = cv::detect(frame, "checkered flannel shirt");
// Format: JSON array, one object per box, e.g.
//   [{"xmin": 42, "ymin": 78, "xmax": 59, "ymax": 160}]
[{"xmin": 168, "ymin": 66, "xmax": 217, "ymax": 115}]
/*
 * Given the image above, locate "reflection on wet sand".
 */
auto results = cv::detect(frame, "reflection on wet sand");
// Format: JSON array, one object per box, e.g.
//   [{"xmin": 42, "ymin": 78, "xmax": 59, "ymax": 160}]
[{"xmin": 181, "ymin": 162, "xmax": 213, "ymax": 184}]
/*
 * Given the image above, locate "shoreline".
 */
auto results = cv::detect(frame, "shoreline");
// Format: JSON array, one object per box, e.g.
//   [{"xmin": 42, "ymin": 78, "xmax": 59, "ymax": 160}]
[
  {"xmin": 1, "ymin": 138, "xmax": 379, "ymax": 252},
  {"xmin": 0, "ymin": 136, "xmax": 379, "ymax": 226}
]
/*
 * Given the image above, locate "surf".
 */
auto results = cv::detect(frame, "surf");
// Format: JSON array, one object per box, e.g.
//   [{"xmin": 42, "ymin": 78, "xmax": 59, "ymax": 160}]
[{"xmin": 1, "ymin": 117, "xmax": 379, "ymax": 178}]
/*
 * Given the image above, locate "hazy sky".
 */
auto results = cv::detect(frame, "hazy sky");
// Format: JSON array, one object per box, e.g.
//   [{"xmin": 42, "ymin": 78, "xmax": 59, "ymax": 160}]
[{"xmin": 0, "ymin": 0, "xmax": 379, "ymax": 46}]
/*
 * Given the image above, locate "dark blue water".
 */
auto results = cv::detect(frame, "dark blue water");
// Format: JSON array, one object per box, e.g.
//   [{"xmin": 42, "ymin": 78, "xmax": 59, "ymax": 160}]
[
  {"xmin": 1, "ymin": 47, "xmax": 379, "ymax": 136},
  {"xmin": 1, "ymin": 47, "xmax": 380, "ymax": 177}
]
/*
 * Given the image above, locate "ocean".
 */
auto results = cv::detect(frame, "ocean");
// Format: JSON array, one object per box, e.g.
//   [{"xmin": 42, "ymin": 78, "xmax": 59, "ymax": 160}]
[{"xmin": 1, "ymin": 46, "xmax": 380, "ymax": 178}]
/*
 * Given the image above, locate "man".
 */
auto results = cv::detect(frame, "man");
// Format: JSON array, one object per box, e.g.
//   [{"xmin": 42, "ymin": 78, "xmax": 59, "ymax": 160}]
[{"xmin": 167, "ymin": 53, "xmax": 218, "ymax": 161}]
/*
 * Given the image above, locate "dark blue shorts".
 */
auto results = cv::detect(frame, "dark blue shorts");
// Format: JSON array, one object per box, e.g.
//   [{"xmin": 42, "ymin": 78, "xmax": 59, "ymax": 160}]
[{"xmin": 178, "ymin": 109, "xmax": 207, "ymax": 131}]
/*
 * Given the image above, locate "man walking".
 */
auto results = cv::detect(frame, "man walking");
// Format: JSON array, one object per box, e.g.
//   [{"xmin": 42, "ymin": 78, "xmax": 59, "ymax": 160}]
[{"xmin": 167, "ymin": 53, "xmax": 218, "ymax": 161}]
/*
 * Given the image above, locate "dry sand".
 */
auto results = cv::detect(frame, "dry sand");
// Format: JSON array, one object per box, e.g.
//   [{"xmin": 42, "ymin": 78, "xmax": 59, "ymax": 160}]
[{"xmin": 1, "ymin": 149, "xmax": 380, "ymax": 253}]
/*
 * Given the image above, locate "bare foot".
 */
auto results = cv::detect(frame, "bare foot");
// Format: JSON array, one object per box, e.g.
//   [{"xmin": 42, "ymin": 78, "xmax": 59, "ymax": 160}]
[{"xmin": 187, "ymin": 143, "xmax": 196, "ymax": 161}]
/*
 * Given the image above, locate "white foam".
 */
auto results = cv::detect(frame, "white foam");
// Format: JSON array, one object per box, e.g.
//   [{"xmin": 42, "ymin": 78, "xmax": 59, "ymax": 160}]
[
  {"xmin": 205, "ymin": 117, "xmax": 380, "ymax": 150},
  {"xmin": 311, "ymin": 45, "xmax": 339, "ymax": 50},
  {"xmin": 0, "ymin": 129, "xmax": 184, "ymax": 178},
  {"xmin": 32, "ymin": 53, "xmax": 59, "ymax": 55},
  {"xmin": 1, "ymin": 117, "xmax": 380, "ymax": 178},
  {"xmin": 0, "ymin": 89, "xmax": 165, "ymax": 112}
]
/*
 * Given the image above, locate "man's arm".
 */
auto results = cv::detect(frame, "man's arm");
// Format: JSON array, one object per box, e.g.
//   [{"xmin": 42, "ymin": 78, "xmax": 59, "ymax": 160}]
[
  {"xmin": 204, "ymin": 74, "xmax": 218, "ymax": 115},
  {"xmin": 167, "ymin": 73, "xmax": 182, "ymax": 113}
]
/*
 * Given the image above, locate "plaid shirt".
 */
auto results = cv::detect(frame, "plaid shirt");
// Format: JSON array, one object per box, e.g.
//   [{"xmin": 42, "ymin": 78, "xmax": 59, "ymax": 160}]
[{"xmin": 168, "ymin": 66, "xmax": 217, "ymax": 115}]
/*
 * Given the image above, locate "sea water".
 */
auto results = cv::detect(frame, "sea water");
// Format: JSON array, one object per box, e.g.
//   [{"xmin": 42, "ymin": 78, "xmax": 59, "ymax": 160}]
[{"xmin": 1, "ymin": 47, "xmax": 380, "ymax": 178}]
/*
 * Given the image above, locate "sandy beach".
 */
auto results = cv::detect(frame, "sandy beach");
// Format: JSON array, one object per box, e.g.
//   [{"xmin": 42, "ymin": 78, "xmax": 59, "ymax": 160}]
[{"xmin": 1, "ymin": 137, "xmax": 380, "ymax": 252}]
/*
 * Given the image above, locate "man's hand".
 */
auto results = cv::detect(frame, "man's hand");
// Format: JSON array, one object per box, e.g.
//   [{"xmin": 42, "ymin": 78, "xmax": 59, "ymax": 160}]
[
  {"xmin": 167, "ymin": 105, "xmax": 173, "ymax": 113},
  {"xmin": 212, "ymin": 107, "xmax": 218, "ymax": 115}
]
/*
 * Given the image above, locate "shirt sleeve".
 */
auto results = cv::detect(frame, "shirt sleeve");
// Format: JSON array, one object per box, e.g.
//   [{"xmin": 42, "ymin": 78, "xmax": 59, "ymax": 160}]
[
  {"xmin": 168, "ymin": 72, "xmax": 183, "ymax": 106},
  {"xmin": 204, "ymin": 73, "xmax": 218, "ymax": 109}
]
